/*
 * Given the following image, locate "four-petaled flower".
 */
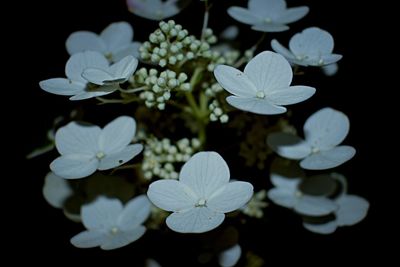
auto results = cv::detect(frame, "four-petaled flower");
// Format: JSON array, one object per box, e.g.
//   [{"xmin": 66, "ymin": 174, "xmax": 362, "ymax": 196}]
[
  {"xmin": 147, "ymin": 151, "xmax": 254, "ymax": 233},
  {"xmin": 214, "ymin": 51, "xmax": 316, "ymax": 115},
  {"xmin": 51, "ymin": 116, "xmax": 143, "ymax": 179},
  {"xmin": 271, "ymin": 27, "xmax": 342, "ymax": 67},
  {"xmin": 66, "ymin": 21, "xmax": 141, "ymax": 62},
  {"xmin": 228, "ymin": 0, "xmax": 309, "ymax": 32},
  {"xmin": 127, "ymin": 0, "xmax": 181, "ymax": 21},
  {"xmin": 70, "ymin": 195, "xmax": 151, "ymax": 250}
]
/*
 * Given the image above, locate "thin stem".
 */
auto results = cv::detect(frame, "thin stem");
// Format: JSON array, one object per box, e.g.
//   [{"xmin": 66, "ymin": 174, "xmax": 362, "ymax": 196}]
[
  {"xmin": 200, "ymin": 0, "xmax": 210, "ymax": 42},
  {"xmin": 234, "ymin": 32, "xmax": 267, "ymax": 68}
]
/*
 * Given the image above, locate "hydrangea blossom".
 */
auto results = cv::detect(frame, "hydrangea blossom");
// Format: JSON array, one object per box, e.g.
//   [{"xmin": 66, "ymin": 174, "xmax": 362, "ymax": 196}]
[
  {"xmin": 39, "ymin": 51, "xmax": 138, "ymax": 100},
  {"xmin": 214, "ymin": 51, "xmax": 316, "ymax": 115},
  {"xmin": 218, "ymin": 244, "xmax": 242, "ymax": 267},
  {"xmin": 147, "ymin": 151, "xmax": 254, "ymax": 233},
  {"xmin": 66, "ymin": 21, "xmax": 141, "ymax": 62},
  {"xmin": 51, "ymin": 116, "xmax": 143, "ymax": 179},
  {"xmin": 267, "ymin": 107, "xmax": 356, "ymax": 170},
  {"xmin": 228, "ymin": 0, "xmax": 309, "ymax": 32},
  {"xmin": 42, "ymin": 172, "xmax": 73, "ymax": 208},
  {"xmin": 127, "ymin": 0, "xmax": 180, "ymax": 21},
  {"xmin": 267, "ymin": 163, "xmax": 338, "ymax": 216},
  {"xmin": 271, "ymin": 27, "xmax": 342, "ymax": 67},
  {"xmin": 70, "ymin": 195, "xmax": 151, "ymax": 250},
  {"xmin": 303, "ymin": 194, "xmax": 369, "ymax": 234}
]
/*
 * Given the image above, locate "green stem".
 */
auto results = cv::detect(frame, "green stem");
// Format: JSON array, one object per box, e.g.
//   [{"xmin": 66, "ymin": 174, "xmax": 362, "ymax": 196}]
[
  {"xmin": 234, "ymin": 32, "xmax": 267, "ymax": 68},
  {"xmin": 200, "ymin": 0, "xmax": 210, "ymax": 42}
]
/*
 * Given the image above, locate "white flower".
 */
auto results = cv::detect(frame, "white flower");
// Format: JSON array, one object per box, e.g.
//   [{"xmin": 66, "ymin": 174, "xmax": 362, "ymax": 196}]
[
  {"xmin": 214, "ymin": 51, "xmax": 315, "ymax": 115},
  {"xmin": 43, "ymin": 172, "xmax": 73, "ymax": 209},
  {"xmin": 66, "ymin": 21, "xmax": 141, "ymax": 62},
  {"xmin": 127, "ymin": 0, "xmax": 180, "ymax": 21},
  {"xmin": 219, "ymin": 244, "xmax": 242, "ymax": 267},
  {"xmin": 267, "ymin": 107, "xmax": 356, "ymax": 170},
  {"xmin": 70, "ymin": 195, "xmax": 151, "ymax": 250},
  {"xmin": 322, "ymin": 63, "xmax": 339, "ymax": 76},
  {"xmin": 228, "ymin": 0, "xmax": 309, "ymax": 32},
  {"xmin": 50, "ymin": 116, "xmax": 143, "ymax": 179},
  {"xmin": 271, "ymin": 27, "xmax": 342, "ymax": 67},
  {"xmin": 40, "ymin": 51, "xmax": 138, "ymax": 100},
  {"xmin": 303, "ymin": 194, "xmax": 369, "ymax": 234},
  {"xmin": 147, "ymin": 151, "xmax": 254, "ymax": 233}
]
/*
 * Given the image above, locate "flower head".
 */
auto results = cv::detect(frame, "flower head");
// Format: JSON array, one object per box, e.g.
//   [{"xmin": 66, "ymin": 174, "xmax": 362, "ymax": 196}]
[
  {"xmin": 228, "ymin": 0, "xmax": 309, "ymax": 32},
  {"xmin": 43, "ymin": 172, "xmax": 73, "ymax": 209},
  {"xmin": 66, "ymin": 21, "xmax": 141, "ymax": 62},
  {"xmin": 218, "ymin": 244, "xmax": 242, "ymax": 267},
  {"xmin": 127, "ymin": 0, "xmax": 181, "ymax": 21},
  {"xmin": 271, "ymin": 27, "xmax": 342, "ymax": 67},
  {"xmin": 214, "ymin": 51, "xmax": 315, "ymax": 115},
  {"xmin": 70, "ymin": 195, "xmax": 151, "ymax": 250},
  {"xmin": 267, "ymin": 107, "xmax": 356, "ymax": 169},
  {"xmin": 147, "ymin": 151, "xmax": 254, "ymax": 233},
  {"xmin": 50, "ymin": 116, "xmax": 143, "ymax": 179}
]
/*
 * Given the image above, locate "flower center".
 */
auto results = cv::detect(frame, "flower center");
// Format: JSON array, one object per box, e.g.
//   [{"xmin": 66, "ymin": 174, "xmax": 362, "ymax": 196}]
[
  {"xmin": 256, "ymin": 91, "xmax": 265, "ymax": 99},
  {"xmin": 110, "ymin": 227, "xmax": 119, "ymax": 235},
  {"xmin": 96, "ymin": 151, "xmax": 105, "ymax": 159},
  {"xmin": 264, "ymin": 18, "xmax": 272, "ymax": 23},
  {"xmin": 311, "ymin": 146, "xmax": 320, "ymax": 154},
  {"xmin": 195, "ymin": 198, "xmax": 207, "ymax": 207}
]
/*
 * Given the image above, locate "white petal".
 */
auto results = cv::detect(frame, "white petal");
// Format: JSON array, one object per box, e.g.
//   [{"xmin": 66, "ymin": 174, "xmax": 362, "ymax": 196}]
[
  {"xmin": 220, "ymin": 25, "xmax": 239, "ymax": 40},
  {"xmin": 304, "ymin": 107, "xmax": 350, "ymax": 149},
  {"xmin": 166, "ymin": 207, "xmax": 225, "ymax": 233},
  {"xmin": 100, "ymin": 226, "xmax": 146, "ymax": 250},
  {"xmin": 70, "ymin": 230, "xmax": 106, "ymax": 248},
  {"xmin": 275, "ymin": 7, "xmax": 309, "ymax": 24},
  {"xmin": 55, "ymin": 122, "xmax": 101, "ymax": 155},
  {"xmin": 267, "ymin": 132, "xmax": 311, "ymax": 159},
  {"xmin": 108, "ymin": 56, "xmax": 138, "ymax": 81},
  {"xmin": 268, "ymin": 85, "xmax": 315, "ymax": 105},
  {"xmin": 147, "ymin": 180, "xmax": 197, "ymax": 212},
  {"xmin": 244, "ymin": 51, "xmax": 293, "ymax": 92},
  {"xmin": 99, "ymin": 116, "xmax": 136, "ymax": 153},
  {"xmin": 318, "ymin": 54, "xmax": 342, "ymax": 66},
  {"xmin": 227, "ymin": 96, "xmax": 286, "ymax": 115},
  {"xmin": 65, "ymin": 51, "xmax": 109, "ymax": 83},
  {"xmin": 267, "ymin": 188, "xmax": 297, "ymax": 208},
  {"xmin": 270, "ymin": 158, "xmax": 304, "ymax": 190},
  {"xmin": 227, "ymin": 7, "xmax": 262, "ymax": 25},
  {"xmin": 303, "ymin": 221, "xmax": 337, "ymax": 234},
  {"xmin": 251, "ymin": 23, "xmax": 289, "ymax": 33},
  {"xmin": 208, "ymin": 182, "xmax": 253, "ymax": 213},
  {"xmin": 289, "ymin": 27, "xmax": 334, "ymax": 58},
  {"xmin": 300, "ymin": 146, "xmax": 356, "ymax": 170},
  {"xmin": 66, "ymin": 31, "xmax": 106, "ymax": 56},
  {"xmin": 180, "ymin": 152, "xmax": 230, "ymax": 198},
  {"xmin": 81, "ymin": 197, "xmax": 123, "ymax": 230},
  {"xmin": 294, "ymin": 195, "xmax": 337, "ymax": 216},
  {"xmin": 146, "ymin": 259, "xmax": 162, "ymax": 267},
  {"xmin": 113, "ymin": 42, "xmax": 141, "ymax": 61},
  {"xmin": 39, "ymin": 78, "xmax": 86, "ymax": 96},
  {"xmin": 69, "ymin": 85, "xmax": 117, "ymax": 100},
  {"xmin": 218, "ymin": 244, "xmax": 242, "ymax": 267},
  {"xmin": 322, "ymin": 63, "xmax": 339, "ymax": 76},
  {"xmin": 127, "ymin": 0, "xmax": 179, "ymax": 20},
  {"xmin": 270, "ymin": 39, "xmax": 295, "ymax": 60},
  {"xmin": 82, "ymin": 68, "xmax": 114, "ymax": 85},
  {"xmin": 43, "ymin": 172, "xmax": 72, "ymax": 208},
  {"xmin": 249, "ymin": 0, "xmax": 286, "ymax": 17},
  {"xmin": 100, "ymin": 22, "xmax": 133, "ymax": 53},
  {"xmin": 98, "ymin": 144, "xmax": 142, "ymax": 170},
  {"xmin": 214, "ymin": 65, "xmax": 257, "ymax": 98},
  {"xmin": 50, "ymin": 154, "xmax": 98, "ymax": 179},
  {"xmin": 118, "ymin": 195, "xmax": 151, "ymax": 229},
  {"xmin": 336, "ymin": 195, "xmax": 369, "ymax": 226}
]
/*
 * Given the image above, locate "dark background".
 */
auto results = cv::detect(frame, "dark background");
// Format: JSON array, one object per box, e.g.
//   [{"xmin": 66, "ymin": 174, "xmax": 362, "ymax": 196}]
[{"xmin": 9, "ymin": 0, "xmax": 385, "ymax": 265}]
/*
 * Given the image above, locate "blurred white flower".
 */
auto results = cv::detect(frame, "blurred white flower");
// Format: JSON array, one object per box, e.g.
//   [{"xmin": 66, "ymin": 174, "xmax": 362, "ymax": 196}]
[
  {"xmin": 268, "ymin": 107, "xmax": 356, "ymax": 170},
  {"xmin": 42, "ymin": 172, "xmax": 73, "ymax": 208},
  {"xmin": 322, "ymin": 63, "xmax": 339, "ymax": 76},
  {"xmin": 214, "ymin": 51, "xmax": 315, "ymax": 115},
  {"xmin": 51, "ymin": 116, "xmax": 143, "ymax": 179},
  {"xmin": 127, "ymin": 0, "xmax": 180, "ymax": 21},
  {"xmin": 219, "ymin": 244, "xmax": 242, "ymax": 267},
  {"xmin": 303, "ymin": 194, "xmax": 369, "ymax": 234},
  {"xmin": 228, "ymin": 0, "xmax": 309, "ymax": 32},
  {"xmin": 66, "ymin": 21, "xmax": 141, "ymax": 62},
  {"xmin": 146, "ymin": 259, "xmax": 162, "ymax": 267},
  {"xmin": 271, "ymin": 27, "xmax": 342, "ymax": 66},
  {"xmin": 147, "ymin": 151, "xmax": 253, "ymax": 233},
  {"xmin": 40, "ymin": 51, "xmax": 138, "ymax": 100},
  {"xmin": 70, "ymin": 195, "xmax": 151, "ymax": 250}
]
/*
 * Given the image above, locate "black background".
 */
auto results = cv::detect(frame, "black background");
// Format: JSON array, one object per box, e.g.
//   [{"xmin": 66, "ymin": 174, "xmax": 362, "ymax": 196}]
[{"xmin": 9, "ymin": 0, "xmax": 386, "ymax": 265}]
